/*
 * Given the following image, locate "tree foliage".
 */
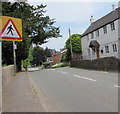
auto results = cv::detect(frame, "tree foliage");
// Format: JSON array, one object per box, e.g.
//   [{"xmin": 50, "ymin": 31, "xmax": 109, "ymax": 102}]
[
  {"xmin": 65, "ymin": 34, "xmax": 82, "ymax": 53},
  {"xmin": 65, "ymin": 34, "xmax": 82, "ymax": 61},
  {"xmin": 31, "ymin": 46, "xmax": 46, "ymax": 66},
  {"xmin": 44, "ymin": 47, "xmax": 52, "ymax": 57},
  {"xmin": 2, "ymin": 2, "xmax": 61, "ymax": 71}
]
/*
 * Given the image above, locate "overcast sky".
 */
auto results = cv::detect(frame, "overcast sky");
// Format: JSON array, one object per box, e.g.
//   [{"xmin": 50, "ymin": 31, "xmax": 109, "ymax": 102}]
[{"xmin": 29, "ymin": 1, "xmax": 119, "ymax": 51}]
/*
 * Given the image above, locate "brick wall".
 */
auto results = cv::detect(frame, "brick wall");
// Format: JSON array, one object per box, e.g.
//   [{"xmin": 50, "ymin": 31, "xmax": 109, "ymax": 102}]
[
  {"xmin": 71, "ymin": 57, "xmax": 119, "ymax": 71},
  {"xmin": 2, "ymin": 65, "xmax": 14, "ymax": 88}
]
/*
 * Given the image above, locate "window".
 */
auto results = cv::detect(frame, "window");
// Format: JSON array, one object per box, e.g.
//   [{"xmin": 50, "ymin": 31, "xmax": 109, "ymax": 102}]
[
  {"xmin": 111, "ymin": 22, "xmax": 115, "ymax": 31},
  {"xmin": 86, "ymin": 35, "xmax": 89, "ymax": 41},
  {"xmin": 112, "ymin": 44, "xmax": 117, "ymax": 52},
  {"xmin": 96, "ymin": 30, "xmax": 99, "ymax": 37},
  {"xmin": 103, "ymin": 25, "xmax": 107, "ymax": 34},
  {"xmin": 92, "ymin": 49, "xmax": 95, "ymax": 55},
  {"xmin": 101, "ymin": 47, "xmax": 104, "ymax": 54},
  {"xmin": 88, "ymin": 49, "xmax": 90, "ymax": 56},
  {"xmin": 105, "ymin": 46, "xmax": 109, "ymax": 53},
  {"xmin": 91, "ymin": 32, "xmax": 94, "ymax": 39}
]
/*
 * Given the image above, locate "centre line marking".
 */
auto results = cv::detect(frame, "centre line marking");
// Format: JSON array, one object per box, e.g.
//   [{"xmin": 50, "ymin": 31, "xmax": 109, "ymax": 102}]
[
  {"xmin": 58, "ymin": 71, "xmax": 68, "ymax": 75},
  {"xmin": 114, "ymin": 85, "xmax": 120, "ymax": 88},
  {"xmin": 73, "ymin": 75, "xmax": 97, "ymax": 82}
]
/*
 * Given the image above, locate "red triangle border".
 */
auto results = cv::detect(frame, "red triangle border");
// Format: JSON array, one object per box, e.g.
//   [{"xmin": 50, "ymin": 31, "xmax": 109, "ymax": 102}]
[{"xmin": 0, "ymin": 19, "xmax": 22, "ymax": 41}]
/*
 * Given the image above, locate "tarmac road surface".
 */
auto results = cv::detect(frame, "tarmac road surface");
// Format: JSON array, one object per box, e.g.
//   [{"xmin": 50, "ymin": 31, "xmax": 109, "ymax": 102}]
[{"xmin": 29, "ymin": 67, "xmax": 118, "ymax": 112}]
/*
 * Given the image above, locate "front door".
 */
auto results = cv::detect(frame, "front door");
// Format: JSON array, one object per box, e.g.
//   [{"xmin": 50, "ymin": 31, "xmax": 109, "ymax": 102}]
[{"xmin": 96, "ymin": 48, "xmax": 100, "ymax": 59}]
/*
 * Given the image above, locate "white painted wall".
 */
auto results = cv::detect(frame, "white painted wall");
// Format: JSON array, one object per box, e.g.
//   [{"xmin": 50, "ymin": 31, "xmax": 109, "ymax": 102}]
[{"xmin": 81, "ymin": 19, "xmax": 119, "ymax": 60}]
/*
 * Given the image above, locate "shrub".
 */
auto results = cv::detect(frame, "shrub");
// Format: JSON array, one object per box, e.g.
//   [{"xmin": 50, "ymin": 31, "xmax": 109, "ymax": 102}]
[
  {"xmin": 22, "ymin": 59, "xmax": 30, "ymax": 71},
  {"xmin": 43, "ymin": 62, "xmax": 50, "ymax": 68},
  {"xmin": 52, "ymin": 62, "xmax": 69, "ymax": 68}
]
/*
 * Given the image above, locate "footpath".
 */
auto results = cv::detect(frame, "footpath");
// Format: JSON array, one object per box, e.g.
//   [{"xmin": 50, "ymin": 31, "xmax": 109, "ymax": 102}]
[{"xmin": 2, "ymin": 71, "xmax": 45, "ymax": 112}]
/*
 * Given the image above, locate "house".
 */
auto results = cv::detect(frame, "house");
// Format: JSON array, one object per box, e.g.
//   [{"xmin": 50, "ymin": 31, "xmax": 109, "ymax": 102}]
[
  {"xmin": 52, "ymin": 53, "xmax": 62, "ymax": 65},
  {"xmin": 46, "ymin": 52, "xmax": 62, "ymax": 65},
  {"xmin": 81, "ymin": 4, "xmax": 120, "ymax": 60}
]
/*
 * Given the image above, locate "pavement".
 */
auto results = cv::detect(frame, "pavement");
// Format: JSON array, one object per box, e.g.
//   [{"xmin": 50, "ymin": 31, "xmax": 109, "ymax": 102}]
[{"xmin": 2, "ymin": 71, "xmax": 45, "ymax": 112}]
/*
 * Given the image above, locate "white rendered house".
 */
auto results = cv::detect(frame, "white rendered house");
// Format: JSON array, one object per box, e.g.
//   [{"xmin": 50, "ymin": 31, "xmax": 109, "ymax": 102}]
[{"xmin": 81, "ymin": 5, "xmax": 120, "ymax": 60}]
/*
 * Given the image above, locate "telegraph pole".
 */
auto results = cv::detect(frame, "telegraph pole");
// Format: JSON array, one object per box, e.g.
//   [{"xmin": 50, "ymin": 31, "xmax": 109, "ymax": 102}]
[{"xmin": 69, "ymin": 28, "xmax": 73, "ymax": 59}]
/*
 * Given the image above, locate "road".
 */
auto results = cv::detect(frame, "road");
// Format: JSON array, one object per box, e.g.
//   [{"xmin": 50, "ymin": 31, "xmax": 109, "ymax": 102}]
[{"xmin": 28, "ymin": 67, "xmax": 118, "ymax": 112}]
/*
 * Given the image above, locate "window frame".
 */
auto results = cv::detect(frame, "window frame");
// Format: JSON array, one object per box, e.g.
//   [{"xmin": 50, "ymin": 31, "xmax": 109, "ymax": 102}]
[
  {"xmin": 111, "ymin": 22, "xmax": 115, "ymax": 31},
  {"xmin": 112, "ymin": 44, "xmax": 117, "ymax": 52},
  {"xmin": 91, "ymin": 32, "xmax": 94, "ymax": 39},
  {"xmin": 105, "ymin": 45, "xmax": 109, "ymax": 53},
  {"xmin": 96, "ymin": 29, "xmax": 99, "ymax": 37},
  {"xmin": 103, "ymin": 25, "xmax": 107, "ymax": 34}
]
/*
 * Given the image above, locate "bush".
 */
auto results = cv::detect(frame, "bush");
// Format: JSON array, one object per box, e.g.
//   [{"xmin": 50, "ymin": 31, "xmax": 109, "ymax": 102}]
[
  {"xmin": 22, "ymin": 59, "xmax": 30, "ymax": 71},
  {"xmin": 52, "ymin": 62, "xmax": 69, "ymax": 68},
  {"xmin": 43, "ymin": 62, "xmax": 50, "ymax": 68}
]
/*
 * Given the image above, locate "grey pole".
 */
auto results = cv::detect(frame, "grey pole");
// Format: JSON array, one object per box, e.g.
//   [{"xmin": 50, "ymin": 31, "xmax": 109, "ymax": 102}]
[
  {"xmin": 13, "ymin": 41, "xmax": 17, "ymax": 74},
  {"xmin": 0, "ymin": 2, "xmax": 2, "ymax": 112},
  {"xmin": 0, "ymin": 50, "xmax": 1, "ymax": 113},
  {"xmin": 69, "ymin": 28, "xmax": 73, "ymax": 59}
]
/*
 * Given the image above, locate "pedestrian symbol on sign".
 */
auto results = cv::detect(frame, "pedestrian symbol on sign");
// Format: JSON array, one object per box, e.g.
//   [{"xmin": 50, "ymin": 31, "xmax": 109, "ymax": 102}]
[{"xmin": 7, "ymin": 25, "xmax": 14, "ymax": 36}]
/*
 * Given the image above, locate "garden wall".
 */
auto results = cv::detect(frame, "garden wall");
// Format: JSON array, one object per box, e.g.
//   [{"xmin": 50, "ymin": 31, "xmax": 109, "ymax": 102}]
[
  {"xmin": 71, "ymin": 57, "xmax": 119, "ymax": 71},
  {"xmin": 2, "ymin": 65, "xmax": 14, "ymax": 88}
]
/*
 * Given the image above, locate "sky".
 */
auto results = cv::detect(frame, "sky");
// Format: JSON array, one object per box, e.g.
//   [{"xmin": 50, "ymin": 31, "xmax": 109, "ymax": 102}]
[{"xmin": 29, "ymin": 1, "xmax": 119, "ymax": 51}]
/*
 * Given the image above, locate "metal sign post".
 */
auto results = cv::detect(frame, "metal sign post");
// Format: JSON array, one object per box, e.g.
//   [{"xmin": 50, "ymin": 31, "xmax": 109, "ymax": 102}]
[
  {"xmin": 0, "ymin": 16, "xmax": 22, "ymax": 74},
  {"xmin": 0, "ymin": 5, "xmax": 2, "ymax": 113},
  {"xmin": 0, "ymin": 47, "xmax": 1, "ymax": 113},
  {"xmin": 13, "ymin": 41, "xmax": 17, "ymax": 73}
]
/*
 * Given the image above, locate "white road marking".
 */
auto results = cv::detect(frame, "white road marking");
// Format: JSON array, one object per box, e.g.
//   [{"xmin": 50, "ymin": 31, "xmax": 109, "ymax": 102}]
[
  {"xmin": 58, "ymin": 71, "xmax": 68, "ymax": 75},
  {"xmin": 73, "ymin": 75, "xmax": 97, "ymax": 82},
  {"xmin": 114, "ymin": 85, "xmax": 120, "ymax": 88},
  {"xmin": 47, "ymin": 69, "xmax": 55, "ymax": 71}
]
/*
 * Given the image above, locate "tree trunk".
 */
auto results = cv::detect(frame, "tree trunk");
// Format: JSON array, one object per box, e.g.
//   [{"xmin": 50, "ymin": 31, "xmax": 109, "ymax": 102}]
[{"xmin": 16, "ymin": 60, "xmax": 22, "ymax": 72}]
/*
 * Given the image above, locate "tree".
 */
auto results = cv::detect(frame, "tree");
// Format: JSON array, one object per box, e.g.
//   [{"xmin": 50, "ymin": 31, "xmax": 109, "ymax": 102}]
[
  {"xmin": 31, "ymin": 46, "xmax": 45, "ymax": 66},
  {"xmin": 44, "ymin": 47, "xmax": 52, "ymax": 57},
  {"xmin": 2, "ymin": 2, "xmax": 61, "ymax": 71},
  {"xmin": 65, "ymin": 34, "xmax": 82, "ymax": 61}
]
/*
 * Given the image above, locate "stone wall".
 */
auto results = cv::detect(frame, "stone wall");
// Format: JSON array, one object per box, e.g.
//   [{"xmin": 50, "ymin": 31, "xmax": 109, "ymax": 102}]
[
  {"xmin": 2, "ymin": 65, "xmax": 14, "ymax": 88},
  {"xmin": 71, "ymin": 57, "xmax": 119, "ymax": 71}
]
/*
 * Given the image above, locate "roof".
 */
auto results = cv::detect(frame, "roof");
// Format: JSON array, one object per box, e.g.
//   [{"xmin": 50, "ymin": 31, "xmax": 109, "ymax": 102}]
[
  {"xmin": 89, "ymin": 40, "xmax": 100, "ymax": 48},
  {"xmin": 82, "ymin": 7, "xmax": 120, "ymax": 37}
]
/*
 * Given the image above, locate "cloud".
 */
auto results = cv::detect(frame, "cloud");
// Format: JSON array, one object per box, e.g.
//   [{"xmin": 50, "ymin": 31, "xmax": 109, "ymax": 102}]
[
  {"xmin": 28, "ymin": 0, "xmax": 118, "ymax": 3},
  {"xmin": 29, "ymin": 2, "xmax": 116, "ymax": 50},
  {"xmin": 44, "ymin": 2, "xmax": 94, "ymax": 23}
]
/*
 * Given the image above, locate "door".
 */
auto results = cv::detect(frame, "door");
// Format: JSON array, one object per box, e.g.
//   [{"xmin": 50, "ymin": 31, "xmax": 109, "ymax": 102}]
[{"xmin": 96, "ymin": 48, "xmax": 100, "ymax": 59}]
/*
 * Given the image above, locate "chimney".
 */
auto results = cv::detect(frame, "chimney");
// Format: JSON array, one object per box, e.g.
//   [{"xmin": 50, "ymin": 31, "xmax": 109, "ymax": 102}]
[
  {"xmin": 118, "ymin": 1, "xmax": 120, "ymax": 8},
  {"xmin": 90, "ymin": 16, "xmax": 94, "ymax": 24},
  {"xmin": 112, "ymin": 4, "xmax": 118, "ymax": 11}
]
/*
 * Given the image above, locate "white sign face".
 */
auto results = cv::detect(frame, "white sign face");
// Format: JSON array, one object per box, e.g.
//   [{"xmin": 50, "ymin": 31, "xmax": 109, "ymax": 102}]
[{"xmin": 1, "ymin": 21, "xmax": 20, "ymax": 38}]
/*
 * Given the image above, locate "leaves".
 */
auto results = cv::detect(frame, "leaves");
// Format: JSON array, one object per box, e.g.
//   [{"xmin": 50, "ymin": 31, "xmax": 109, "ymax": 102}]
[
  {"xmin": 65, "ymin": 34, "xmax": 82, "ymax": 53},
  {"xmin": 2, "ymin": 2, "xmax": 61, "ymax": 71}
]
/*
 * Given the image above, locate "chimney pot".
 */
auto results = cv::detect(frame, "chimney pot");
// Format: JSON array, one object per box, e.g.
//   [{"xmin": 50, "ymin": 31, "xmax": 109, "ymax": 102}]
[
  {"xmin": 112, "ymin": 4, "xmax": 118, "ymax": 11},
  {"xmin": 90, "ymin": 16, "xmax": 94, "ymax": 24}
]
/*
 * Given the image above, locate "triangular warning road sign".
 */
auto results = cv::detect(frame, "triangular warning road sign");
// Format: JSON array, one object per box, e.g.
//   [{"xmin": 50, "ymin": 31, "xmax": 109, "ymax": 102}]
[{"xmin": 0, "ymin": 19, "xmax": 22, "ymax": 41}]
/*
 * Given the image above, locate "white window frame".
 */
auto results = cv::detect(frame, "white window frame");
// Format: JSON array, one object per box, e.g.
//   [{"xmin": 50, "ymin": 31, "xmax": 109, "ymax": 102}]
[
  {"xmin": 91, "ymin": 32, "xmax": 94, "ymax": 39},
  {"xmin": 111, "ymin": 22, "xmax": 115, "ymax": 31},
  {"xmin": 86, "ymin": 35, "xmax": 89, "ymax": 41},
  {"xmin": 88, "ymin": 48, "xmax": 90, "ymax": 56},
  {"xmin": 105, "ymin": 45, "xmax": 109, "ymax": 53},
  {"xmin": 103, "ymin": 25, "xmax": 107, "ymax": 34},
  {"xmin": 112, "ymin": 44, "xmax": 117, "ymax": 52},
  {"xmin": 96, "ymin": 29, "xmax": 99, "ymax": 37}
]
